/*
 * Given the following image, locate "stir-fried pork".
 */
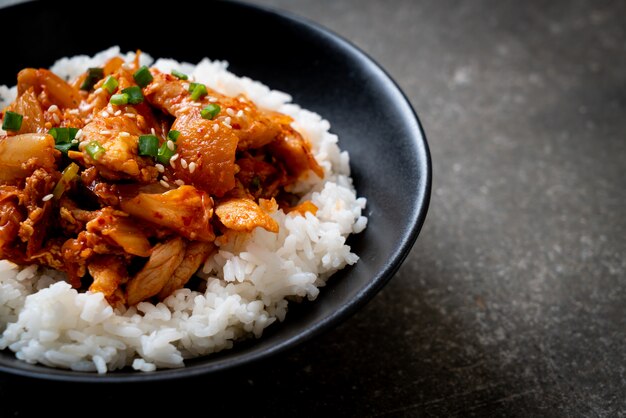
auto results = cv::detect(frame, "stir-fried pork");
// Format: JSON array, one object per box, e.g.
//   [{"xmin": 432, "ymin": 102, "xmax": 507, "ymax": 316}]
[{"xmin": 0, "ymin": 53, "xmax": 322, "ymax": 305}]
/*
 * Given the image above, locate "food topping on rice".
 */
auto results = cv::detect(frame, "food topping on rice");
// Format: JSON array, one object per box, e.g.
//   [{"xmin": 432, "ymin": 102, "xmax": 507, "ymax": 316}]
[
  {"xmin": 0, "ymin": 47, "xmax": 367, "ymax": 373},
  {"xmin": 0, "ymin": 51, "xmax": 322, "ymax": 307}
]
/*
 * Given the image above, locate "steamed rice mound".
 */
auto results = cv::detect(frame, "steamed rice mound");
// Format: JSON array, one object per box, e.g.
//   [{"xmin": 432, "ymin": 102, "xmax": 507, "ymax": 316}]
[{"xmin": 0, "ymin": 47, "xmax": 367, "ymax": 373}]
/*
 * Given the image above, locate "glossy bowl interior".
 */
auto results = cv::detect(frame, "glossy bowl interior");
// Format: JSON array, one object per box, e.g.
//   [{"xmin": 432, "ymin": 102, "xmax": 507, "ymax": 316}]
[{"xmin": 0, "ymin": 0, "xmax": 431, "ymax": 381}]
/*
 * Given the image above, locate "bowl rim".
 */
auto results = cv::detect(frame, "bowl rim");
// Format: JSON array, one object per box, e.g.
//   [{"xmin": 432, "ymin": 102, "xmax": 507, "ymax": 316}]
[{"xmin": 0, "ymin": 0, "xmax": 432, "ymax": 382}]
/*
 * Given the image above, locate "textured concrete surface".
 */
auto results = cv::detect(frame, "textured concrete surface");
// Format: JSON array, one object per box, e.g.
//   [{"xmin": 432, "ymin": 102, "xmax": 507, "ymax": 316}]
[{"xmin": 1, "ymin": 0, "xmax": 625, "ymax": 416}]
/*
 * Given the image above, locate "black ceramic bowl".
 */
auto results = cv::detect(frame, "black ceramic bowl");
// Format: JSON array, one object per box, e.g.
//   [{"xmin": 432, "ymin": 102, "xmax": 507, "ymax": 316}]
[{"xmin": 0, "ymin": 0, "xmax": 431, "ymax": 381}]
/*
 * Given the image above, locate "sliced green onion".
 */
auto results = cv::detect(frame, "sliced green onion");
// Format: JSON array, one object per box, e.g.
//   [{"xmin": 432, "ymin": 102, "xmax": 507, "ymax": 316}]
[
  {"xmin": 133, "ymin": 66, "xmax": 153, "ymax": 88},
  {"xmin": 121, "ymin": 86, "xmax": 144, "ymax": 104},
  {"xmin": 157, "ymin": 141, "xmax": 176, "ymax": 165},
  {"xmin": 138, "ymin": 135, "xmax": 159, "ymax": 157},
  {"xmin": 201, "ymin": 104, "xmax": 220, "ymax": 120},
  {"xmin": 171, "ymin": 69, "xmax": 188, "ymax": 80},
  {"xmin": 49, "ymin": 127, "xmax": 79, "ymax": 143},
  {"xmin": 188, "ymin": 82, "xmax": 201, "ymax": 92},
  {"xmin": 85, "ymin": 141, "xmax": 105, "ymax": 160},
  {"xmin": 52, "ymin": 162, "xmax": 80, "ymax": 199},
  {"xmin": 167, "ymin": 130, "xmax": 180, "ymax": 142},
  {"xmin": 55, "ymin": 143, "xmax": 74, "ymax": 154},
  {"xmin": 2, "ymin": 111, "xmax": 23, "ymax": 131},
  {"xmin": 110, "ymin": 93, "xmax": 129, "ymax": 105},
  {"xmin": 49, "ymin": 127, "xmax": 79, "ymax": 154},
  {"xmin": 49, "ymin": 127, "xmax": 69, "ymax": 144},
  {"xmin": 189, "ymin": 83, "xmax": 207, "ymax": 101},
  {"xmin": 102, "ymin": 76, "xmax": 119, "ymax": 94},
  {"xmin": 80, "ymin": 67, "xmax": 104, "ymax": 91}
]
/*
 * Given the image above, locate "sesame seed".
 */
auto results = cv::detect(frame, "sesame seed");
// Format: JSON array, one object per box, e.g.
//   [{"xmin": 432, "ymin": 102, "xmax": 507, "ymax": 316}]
[
  {"xmin": 122, "ymin": 63, "xmax": 133, "ymax": 70},
  {"xmin": 155, "ymin": 163, "xmax": 165, "ymax": 173},
  {"xmin": 80, "ymin": 102, "xmax": 96, "ymax": 113},
  {"xmin": 167, "ymin": 140, "xmax": 175, "ymax": 151},
  {"xmin": 170, "ymin": 159, "xmax": 176, "ymax": 169},
  {"xmin": 245, "ymin": 107, "xmax": 251, "ymax": 112},
  {"xmin": 162, "ymin": 176, "xmax": 169, "ymax": 182},
  {"xmin": 107, "ymin": 105, "xmax": 115, "ymax": 113},
  {"xmin": 68, "ymin": 109, "xmax": 79, "ymax": 115},
  {"xmin": 223, "ymin": 122, "xmax": 232, "ymax": 129},
  {"xmin": 226, "ymin": 108, "xmax": 235, "ymax": 116},
  {"xmin": 101, "ymin": 111, "xmax": 109, "ymax": 118},
  {"xmin": 125, "ymin": 113, "xmax": 136, "ymax": 119},
  {"xmin": 236, "ymin": 110, "xmax": 244, "ymax": 117},
  {"xmin": 170, "ymin": 153, "xmax": 179, "ymax": 162},
  {"xmin": 52, "ymin": 113, "xmax": 60, "ymax": 124},
  {"xmin": 151, "ymin": 128, "xmax": 156, "ymax": 135},
  {"xmin": 208, "ymin": 97, "xmax": 218, "ymax": 103},
  {"xmin": 114, "ymin": 110, "xmax": 122, "ymax": 116},
  {"xmin": 42, "ymin": 194, "xmax": 53, "ymax": 202},
  {"xmin": 224, "ymin": 116, "xmax": 231, "ymax": 125},
  {"xmin": 75, "ymin": 129, "xmax": 82, "ymax": 139},
  {"xmin": 175, "ymin": 179, "xmax": 184, "ymax": 186},
  {"xmin": 101, "ymin": 130, "xmax": 111, "ymax": 135},
  {"xmin": 189, "ymin": 162, "xmax": 197, "ymax": 173},
  {"xmin": 182, "ymin": 83, "xmax": 190, "ymax": 90},
  {"xmin": 71, "ymin": 139, "xmax": 78, "ymax": 144},
  {"xmin": 213, "ymin": 124, "xmax": 219, "ymax": 133},
  {"xmin": 119, "ymin": 131, "xmax": 130, "ymax": 137},
  {"xmin": 48, "ymin": 104, "xmax": 59, "ymax": 113},
  {"xmin": 181, "ymin": 158, "xmax": 188, "ymax": 169},
  {"xmin": 94, "ymin": 88, "xmax": 103, "ymax": 95},
  {"xmin": 159, "ymin": 180, "xmax": 170, "ymax": 188}
]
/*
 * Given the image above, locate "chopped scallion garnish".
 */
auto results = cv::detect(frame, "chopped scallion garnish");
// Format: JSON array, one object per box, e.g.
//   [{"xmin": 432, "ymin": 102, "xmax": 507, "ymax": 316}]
[
  {"xmin": 121, "ymin": 86, "xmax": 144, "ymax": 104},
  {"xmin": 49, "ymin": 127, "xmax": 79, "ymax": 154},
  {"xmin": 171, "ymin": 70, "xmax": 188, "ymax": 80},
  {"xmin": 201, "ymin": 104, "xmax": 220, "ymax": 120},
  {"xmin": 138, "ymin": 135, "xmax": 159, "ymax": 157},
  {"xmin": 52, "ymin": 162, "xmax": 80, "ymax": 199},
  {"xmin": 157, "ymin": 141, "xmax": 176, "ymax": 165},
  {"xmin": 80, "ymin": 67, "xmax": 104, "ymax": 91},
  {"xmin": 102, "ymin": 76, "xmax": 119, "ymax": 94},
  {"xmin": 133, "ymin": 66, "xmax": 153, "ymax": 88},
  {"xmin": 54, "ymin": 143, "xmax": 73, "ymax": 154},
  {"xmin": 69, "ymin": 127, "xmax": 79, "ymax": 140},
  {"xmin": 2, "ymin": 111, "xmax": 23, "ymax": 131},
  {"xmin": 110, "ymin": 93, "xmax": 129, "ymax": 105},
  {"xmin": 49, "ymin": 127, "xmax": 68, "ymax": 143},
  {"xmin": 167, "ymin": 130, "xmax": 180, "ymax": 142},
  {"xmin": 85, "ymin": 141, "xmax": 105, "ymax": 160},
  {"xmin": 190, "ymin": 83, "xmax": 208, "ymax": 101}
]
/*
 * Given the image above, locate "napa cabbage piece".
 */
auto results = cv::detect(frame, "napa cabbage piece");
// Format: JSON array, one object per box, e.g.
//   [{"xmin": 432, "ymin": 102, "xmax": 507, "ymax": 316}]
[
  {"xmin": 0, "ymin": 133, "xmax": 58, "ymax": 183},
  {"xmin": 120, "ymin": 185, "xmax": 215, "ymax": 242}
]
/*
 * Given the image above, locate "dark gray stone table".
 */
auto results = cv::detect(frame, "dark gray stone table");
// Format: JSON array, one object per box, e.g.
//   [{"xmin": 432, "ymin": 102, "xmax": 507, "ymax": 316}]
[{"xmin": 0, "ymin": 0, "xmax": 624, "ymax": 416}]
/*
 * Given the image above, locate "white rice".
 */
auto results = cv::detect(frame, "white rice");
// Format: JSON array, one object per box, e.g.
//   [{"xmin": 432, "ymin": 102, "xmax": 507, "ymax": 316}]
[{"xmin": 0, "ymin": 46, "xmax": 367, "ymax": 373}]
